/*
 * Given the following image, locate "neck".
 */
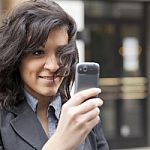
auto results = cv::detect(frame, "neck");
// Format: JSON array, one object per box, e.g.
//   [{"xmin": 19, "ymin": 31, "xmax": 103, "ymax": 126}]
[{"xmin": 37, "ymin": 96, "xmax": 54, "ymax": 111}]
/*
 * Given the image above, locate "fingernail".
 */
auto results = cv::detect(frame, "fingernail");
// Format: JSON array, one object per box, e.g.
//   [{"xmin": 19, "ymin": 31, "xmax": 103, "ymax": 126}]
[
  {"xmin": 95, "ymin": 98, "xmax": 103, "ymax": 106},
  {"xmin": 99, "ymin": 99, "xmax": 103, "ymax": 106},
  {"xmin": 96, "ymin": 88, "xmax": 101, "ymax": 94}
]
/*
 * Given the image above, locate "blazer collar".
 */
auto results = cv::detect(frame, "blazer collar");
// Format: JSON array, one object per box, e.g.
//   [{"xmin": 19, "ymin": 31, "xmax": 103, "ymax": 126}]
[
  {"xmin": 10, "ymin": 100, "xmax": 48, "ymax": 150},
  {"xmin": 9, "ymin": 100, "xmax": 85, "ymax": 150}
]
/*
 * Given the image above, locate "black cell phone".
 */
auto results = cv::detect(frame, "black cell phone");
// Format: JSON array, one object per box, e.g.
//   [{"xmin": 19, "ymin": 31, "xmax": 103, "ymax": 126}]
[{"xmin": 74, "ymin": 62, "xmax": 100, "ymax": 95}]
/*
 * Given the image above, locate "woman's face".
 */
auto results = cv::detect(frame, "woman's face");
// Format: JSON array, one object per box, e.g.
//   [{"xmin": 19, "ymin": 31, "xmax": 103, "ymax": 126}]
[{"xmin": 19, "ymin": 27, "xmax": 68, "ymax": 100}]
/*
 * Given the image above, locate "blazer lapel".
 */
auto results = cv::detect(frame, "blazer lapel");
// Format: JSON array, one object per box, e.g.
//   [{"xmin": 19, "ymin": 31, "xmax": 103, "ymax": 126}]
[{"xmin": 10, "ymin": 101, "xmax": 48, "ymax": 150}]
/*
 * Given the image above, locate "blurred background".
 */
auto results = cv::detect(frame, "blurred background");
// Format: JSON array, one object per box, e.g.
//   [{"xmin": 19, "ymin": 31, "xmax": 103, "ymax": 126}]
[{"xmin": 0, "ymin": 0, "xmax": 150, "ymax": 149}]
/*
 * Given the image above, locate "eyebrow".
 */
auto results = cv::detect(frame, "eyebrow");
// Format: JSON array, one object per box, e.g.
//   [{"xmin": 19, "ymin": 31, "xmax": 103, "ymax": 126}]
[
  {"xmin": 39, "ymin": 44, "xmax": 68, "ymax": 51},
  {"xmin": 56, "ymin": 44, "xmax": 68, "ymax": 50}
]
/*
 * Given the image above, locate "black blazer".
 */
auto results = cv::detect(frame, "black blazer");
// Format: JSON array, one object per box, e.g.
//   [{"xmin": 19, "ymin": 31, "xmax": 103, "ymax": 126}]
[{"xmin": 0, "ymin": 100, "xmax": 109, "ymax": 150}]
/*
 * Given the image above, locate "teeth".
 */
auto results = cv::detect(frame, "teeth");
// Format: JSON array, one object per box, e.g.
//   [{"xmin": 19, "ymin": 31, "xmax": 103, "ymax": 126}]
[
  {"xmin": 44, "ymin": 77, "xmax": 52, "ymax": 80},
  {"xmin": 40, "ymin": 76, "xmax": 53, "ymax": 80}
]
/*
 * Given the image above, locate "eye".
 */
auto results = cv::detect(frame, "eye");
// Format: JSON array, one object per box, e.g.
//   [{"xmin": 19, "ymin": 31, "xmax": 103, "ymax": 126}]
[{"xmin": 32, "ymin": 50, "xmax": 45, "ymax": 56}]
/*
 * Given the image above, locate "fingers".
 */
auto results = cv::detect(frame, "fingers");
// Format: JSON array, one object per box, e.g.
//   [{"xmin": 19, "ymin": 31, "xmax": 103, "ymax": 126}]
[
  {"xmin": 62, "ymin": 98, "xmax": 102, "ymax": 128},
  {"xmin": 75, "ymin": 98, "xmax": 103, "ymax": 114},
  {"xmin": 60, "ymin": 88, "xmax": 103, "ymax": 140},
  {"xmin": 77, "ymin": 107, "xmax": 100, "ymax": 123},
  {"xmin": 86, "ymin": 116, "xmax": 100, "ymax": 132},
  {"xmin": 68, "ymin": 88, "xmax": 101, "ymax": 106},
  {"xmin": 72, "ymin": 108, "xmax": 100, "ymax": 136}
]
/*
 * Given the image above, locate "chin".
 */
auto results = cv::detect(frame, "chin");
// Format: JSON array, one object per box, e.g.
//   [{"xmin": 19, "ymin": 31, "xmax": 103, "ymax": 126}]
[{"xmin": 43, "ymin": 89, "xmax": 58, "ymax": 97}]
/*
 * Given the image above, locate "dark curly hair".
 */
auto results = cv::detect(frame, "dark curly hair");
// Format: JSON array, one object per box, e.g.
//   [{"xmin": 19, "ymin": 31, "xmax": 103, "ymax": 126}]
[{"xmin": 0, "ymin": 0, "xmax": 79, "ymax": 110}]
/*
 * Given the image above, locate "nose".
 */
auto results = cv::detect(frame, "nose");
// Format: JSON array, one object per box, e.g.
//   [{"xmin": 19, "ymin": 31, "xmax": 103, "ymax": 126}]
[{"xmin": 44, "ymin": 54, "xmax": 59, "ymax": 72}]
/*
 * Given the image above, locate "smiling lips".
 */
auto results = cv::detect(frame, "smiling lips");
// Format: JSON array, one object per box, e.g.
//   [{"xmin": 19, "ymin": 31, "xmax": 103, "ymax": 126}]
[{"xmin": 39, "ymin": 76, "xmax": 56, "ymax": 81}]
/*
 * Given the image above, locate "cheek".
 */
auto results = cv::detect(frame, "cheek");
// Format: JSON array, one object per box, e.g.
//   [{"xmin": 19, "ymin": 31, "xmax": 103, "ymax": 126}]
[
  {"xmin": 20, "ymin": 66, "xmax": 31, "ymax": 85},
  {"xmin": 19, "ymin": 61, "xmax": 40, "ymax": 83}
]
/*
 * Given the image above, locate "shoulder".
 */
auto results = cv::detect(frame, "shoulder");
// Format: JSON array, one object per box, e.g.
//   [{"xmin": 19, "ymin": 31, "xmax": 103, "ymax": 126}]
[
  {"xmin": 0, "ymin": 107, "xmax": 8, "ymax": 121},
  {"xmin": 0, "ymin": 107, "xmax": 15, "ymax": 127}
]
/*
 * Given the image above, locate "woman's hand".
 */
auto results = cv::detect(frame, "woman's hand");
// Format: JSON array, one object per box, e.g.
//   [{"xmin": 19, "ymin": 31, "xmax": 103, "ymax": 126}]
[{"xmin": 42, "ymin": 88, "xmax": 103, "ymax": 150}]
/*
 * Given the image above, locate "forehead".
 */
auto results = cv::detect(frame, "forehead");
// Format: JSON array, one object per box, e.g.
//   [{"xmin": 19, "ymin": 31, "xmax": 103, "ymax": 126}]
[{"xmin": 44, "ymin": 27, "xmax": 69, "ymax": 48}]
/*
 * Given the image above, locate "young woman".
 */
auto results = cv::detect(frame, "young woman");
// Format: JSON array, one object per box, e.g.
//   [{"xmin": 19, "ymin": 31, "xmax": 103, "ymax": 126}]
[{"xmin": 0, "ymin": 0, "xmax": 109, "ymax": 150}]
